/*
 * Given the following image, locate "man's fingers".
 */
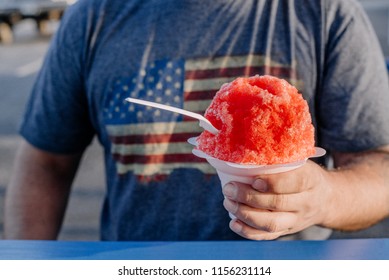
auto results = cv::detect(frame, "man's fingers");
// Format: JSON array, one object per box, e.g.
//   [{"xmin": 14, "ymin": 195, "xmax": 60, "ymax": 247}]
[
  {"xmin": 223, "ymin": 182, "xmax": 302, "ymax": 211},
  {"xmin": 223, "ymin": 198, "xmax": 297, "ymax": 233}
]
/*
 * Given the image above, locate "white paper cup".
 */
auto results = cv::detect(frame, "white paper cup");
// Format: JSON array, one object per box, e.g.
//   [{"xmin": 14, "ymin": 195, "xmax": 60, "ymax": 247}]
[
  {"xmin": 192, "ymin": 148, "xmax": 307, "ymax": 186},
  {"xmin": 188, "ymin": 137, "xmax": 326, "ymax": 219},
  {"xmin": 188, "ymin": 137, "xmax": 325, "ymax": 186}
]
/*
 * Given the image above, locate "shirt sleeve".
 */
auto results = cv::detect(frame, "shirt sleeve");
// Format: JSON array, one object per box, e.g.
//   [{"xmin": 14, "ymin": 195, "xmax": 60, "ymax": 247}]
[
  {"xmin": 318, "ymin": 0, "xmax": 389, "ymax": 152},
  {"xmin": 19, "ymin": 2, "xmax": 95, "ymax": 154}
]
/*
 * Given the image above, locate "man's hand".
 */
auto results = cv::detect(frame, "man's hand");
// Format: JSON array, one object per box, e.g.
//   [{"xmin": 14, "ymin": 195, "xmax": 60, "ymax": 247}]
[
  {"xmin": 222, "ymin": 147, "xmax": 389, "ymax": 240},
  {"xmin": 222, "ymin": 161, "xmax": 330, "ymax": 240}
]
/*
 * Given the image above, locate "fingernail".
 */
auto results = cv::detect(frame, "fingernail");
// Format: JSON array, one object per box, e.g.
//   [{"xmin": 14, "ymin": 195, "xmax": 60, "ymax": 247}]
[
  {"xmin": 222, "ymin": 183, "xmax": 237, "ymax": 199},
  {"xmin": 230, "ymin": 220, "xmax": 243, "ymax": 233},
  {"xmin": 223, "ymin": 198, "xmax": 238, "ymax": 214},
  {"xmin": 253, "ymin": 179, "xmax": 268, "ymax": 192}
]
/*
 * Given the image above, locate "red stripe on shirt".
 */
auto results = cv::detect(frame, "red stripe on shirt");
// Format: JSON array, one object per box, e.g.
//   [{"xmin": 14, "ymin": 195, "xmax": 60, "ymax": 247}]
[
  {"xmin": 112, "ymin": 153, "xmax": 206, "ymax": 164},
  {"xmin": 110, "ymin": 131, "xmax": 200, "ymax": 145}
]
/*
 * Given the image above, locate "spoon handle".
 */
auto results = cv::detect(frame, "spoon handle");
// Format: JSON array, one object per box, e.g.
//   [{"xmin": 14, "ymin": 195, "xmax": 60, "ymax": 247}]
[
  {"xmin": 125, "ymin": 97, "xmax": 208, "ymax": 122},
  {"xmin": 125, "ymin": 97, "xmax": 219, "ymax": 134}
]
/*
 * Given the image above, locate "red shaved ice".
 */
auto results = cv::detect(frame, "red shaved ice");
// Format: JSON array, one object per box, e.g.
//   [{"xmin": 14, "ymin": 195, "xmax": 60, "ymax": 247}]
[{"xmin": 197, "ymin": 75, "xmax": 315, "ymax": 165}]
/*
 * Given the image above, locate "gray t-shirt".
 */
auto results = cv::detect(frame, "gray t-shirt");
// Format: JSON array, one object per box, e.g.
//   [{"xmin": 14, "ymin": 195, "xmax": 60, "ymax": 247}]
[{"xmin": 20, "ymin": 0, "xmax": 389, "ymax": 240}]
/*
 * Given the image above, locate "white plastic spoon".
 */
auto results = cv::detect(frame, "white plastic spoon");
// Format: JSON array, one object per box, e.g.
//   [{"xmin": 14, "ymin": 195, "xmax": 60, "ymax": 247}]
[{"xmin": 125, "ymin": 97, "xmax": 219, "ymax": 134}]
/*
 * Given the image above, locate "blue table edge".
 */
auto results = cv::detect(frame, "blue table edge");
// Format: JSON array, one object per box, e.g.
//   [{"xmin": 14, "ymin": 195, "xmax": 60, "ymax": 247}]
[{"xmin": 0, "ymin": 239, "xmax": 388, "ymax": 260}]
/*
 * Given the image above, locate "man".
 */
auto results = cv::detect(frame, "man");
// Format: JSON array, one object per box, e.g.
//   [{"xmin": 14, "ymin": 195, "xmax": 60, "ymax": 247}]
[{"xmin": 4, "ymin": 0, "xmax": 389, "ymax": 241}]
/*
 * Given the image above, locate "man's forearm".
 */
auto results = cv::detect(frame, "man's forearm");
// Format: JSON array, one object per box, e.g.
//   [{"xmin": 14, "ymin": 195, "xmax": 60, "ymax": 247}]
[
  {"xmin": 4, "ymin": 140, "xmax": 82, "ymax": 239},
  {"xmin": 321, "ymin": 149, "xmax": 389, "ymax": 231}
]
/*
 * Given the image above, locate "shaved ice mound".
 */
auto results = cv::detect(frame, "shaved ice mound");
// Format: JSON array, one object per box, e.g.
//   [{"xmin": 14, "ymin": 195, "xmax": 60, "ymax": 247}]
[{"xmin": 197, "ymin": 75, "xmax": 315, "ymax": 165}]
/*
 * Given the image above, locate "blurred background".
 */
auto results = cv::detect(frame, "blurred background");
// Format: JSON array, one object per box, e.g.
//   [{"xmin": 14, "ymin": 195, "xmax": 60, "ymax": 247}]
[
  {"xmin": 0, "ymin": 0, "xmax": 104, "ymax": 240},
  {"xmin": 0, "ymin": 0, "xmax": 388, "ymax": 241}
]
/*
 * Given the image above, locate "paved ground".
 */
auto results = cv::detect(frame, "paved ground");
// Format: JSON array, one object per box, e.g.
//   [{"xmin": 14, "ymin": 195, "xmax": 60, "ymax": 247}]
[{"xmin": 0, "ymin": 2, "xmax": 388, "ymax": 241}]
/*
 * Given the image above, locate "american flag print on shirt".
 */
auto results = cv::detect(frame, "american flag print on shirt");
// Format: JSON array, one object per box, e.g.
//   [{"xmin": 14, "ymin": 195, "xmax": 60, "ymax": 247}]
[{"xmin": 103, "ymin": 54, "xmax": 297, "ymax": 182}]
